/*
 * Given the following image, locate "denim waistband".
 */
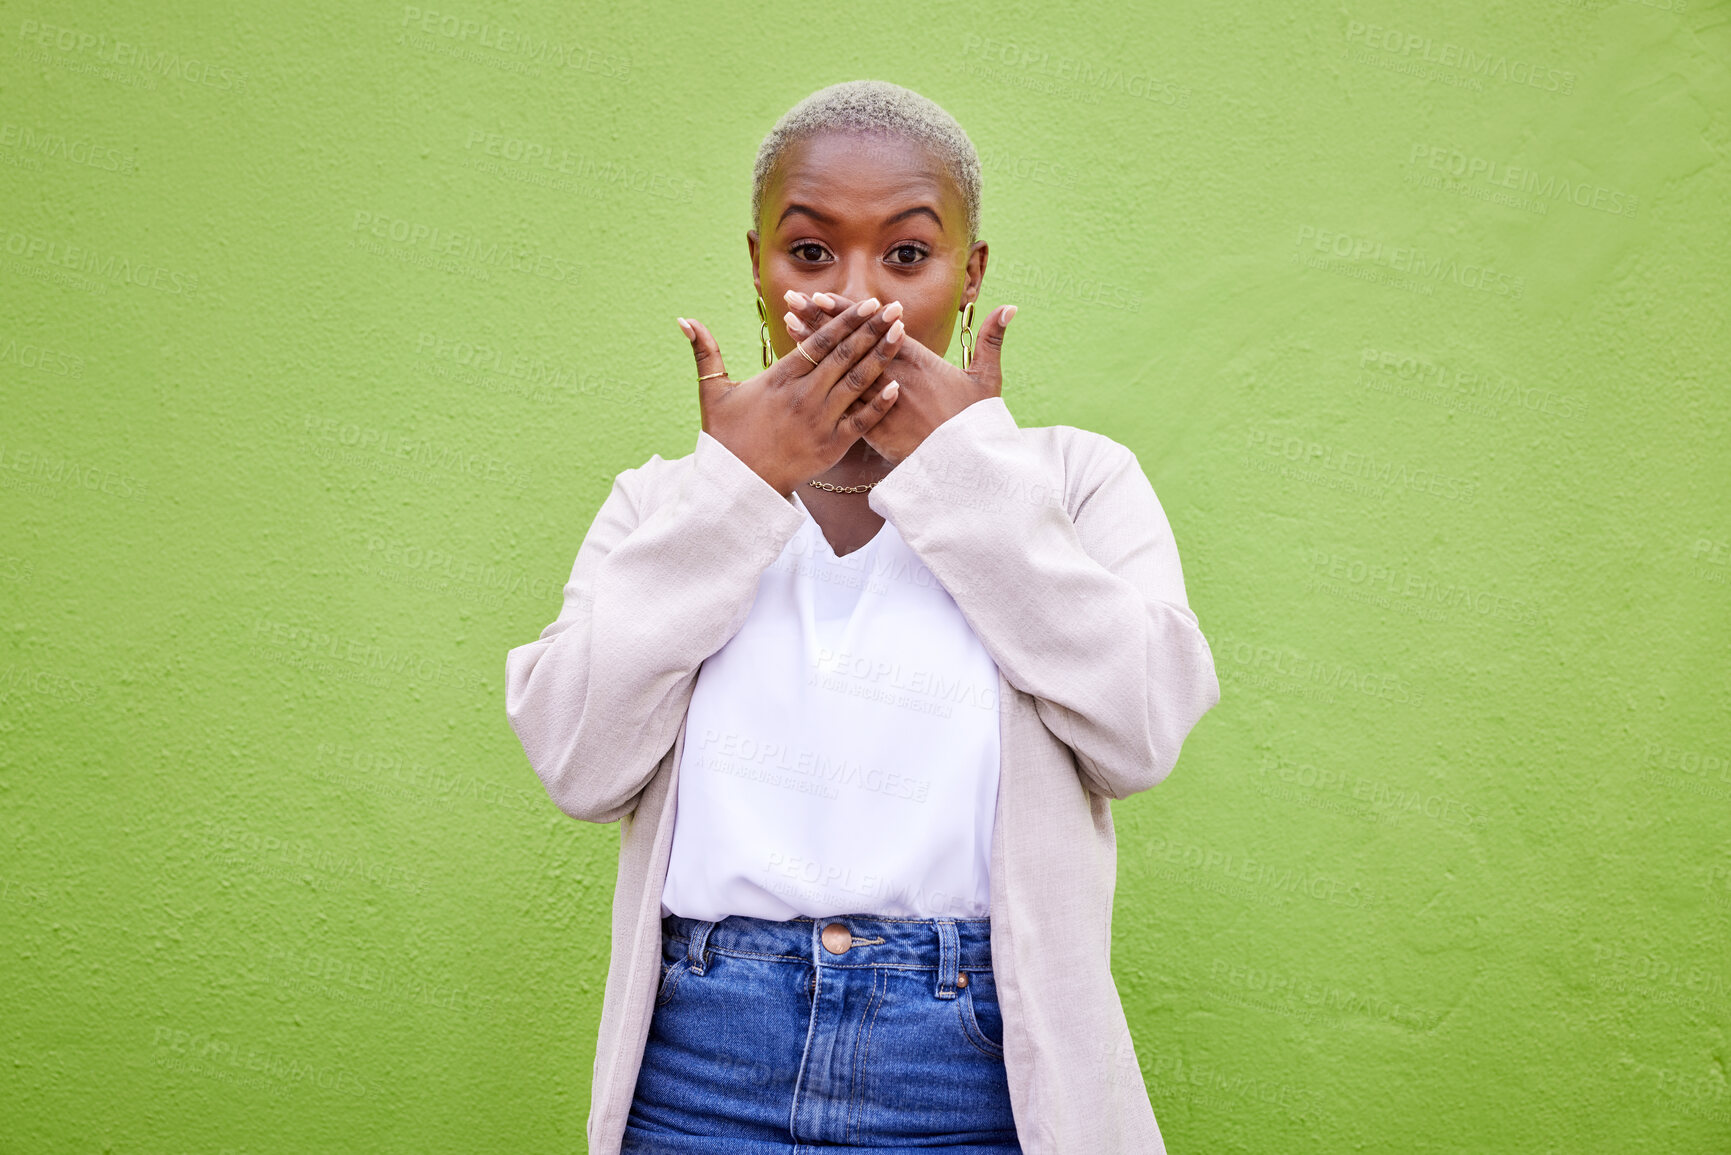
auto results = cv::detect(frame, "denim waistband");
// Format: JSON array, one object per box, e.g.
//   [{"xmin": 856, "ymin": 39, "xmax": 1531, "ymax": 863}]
[{"xmin": 662, "ymin": 912, "xmax": 994, "ymax": 995}]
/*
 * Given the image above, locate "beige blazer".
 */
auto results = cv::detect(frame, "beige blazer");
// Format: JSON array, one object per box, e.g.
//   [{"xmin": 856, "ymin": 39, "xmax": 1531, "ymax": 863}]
[{"xmin": 505, "ymin": 395, "xmax": 1221, "ymax": 1154}]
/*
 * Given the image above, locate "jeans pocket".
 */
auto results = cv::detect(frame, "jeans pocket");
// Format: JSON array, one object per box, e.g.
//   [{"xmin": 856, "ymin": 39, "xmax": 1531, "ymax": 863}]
[
  {"xmin": 958, "ymin": 969, "xmax": 1005, "ymax": 1058},
  {"xmin": 657, "ymin": 939, "xmax": 694, "ymax": 1008}
]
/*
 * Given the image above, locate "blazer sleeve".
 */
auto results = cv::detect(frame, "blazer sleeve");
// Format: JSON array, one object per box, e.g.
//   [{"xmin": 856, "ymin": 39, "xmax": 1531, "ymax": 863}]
[
  {"xmin": 504, "ymin": 431, "xmax": 807, "ymax": 824},
  {"xmin": 867, "ymin": 396, "xmax": 1221, "ymax": 800}
]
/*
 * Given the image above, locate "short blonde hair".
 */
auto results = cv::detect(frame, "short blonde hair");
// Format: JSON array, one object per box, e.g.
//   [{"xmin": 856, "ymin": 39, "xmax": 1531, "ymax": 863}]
[{"xmin": 752, "ymin": 79, "xmax": 983, "ymax": 245}]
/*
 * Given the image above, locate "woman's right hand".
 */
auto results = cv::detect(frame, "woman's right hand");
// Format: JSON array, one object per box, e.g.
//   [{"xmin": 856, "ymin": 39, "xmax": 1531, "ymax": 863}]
[{"xmin": 677, "ymin": 296, "xmax": 905, "ymax": 497}]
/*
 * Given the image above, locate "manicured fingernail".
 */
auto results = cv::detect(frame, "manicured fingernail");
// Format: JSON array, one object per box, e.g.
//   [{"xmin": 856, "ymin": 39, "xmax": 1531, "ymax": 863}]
[
  {"xmin": 677, "ymin": 317, "xmax": 692, "ymax": 337},
  {"xmin": 784, "ymin": 310, "xmax": 801, "ymax": 329},
  {"xmin": 788, "ymin": 316, "xmax": 807, "ymax": 336},
  {"xmin": 883, "ymin": 380, "xmax": 900, "ymax": 400},
  {"xmin": 812, "ymin": 292, "xmax": 834, "ymax": 309},
  {"xmin": 856, "ymin": 297, "xmax": 880, "ymax": 316},
  {"xmin": 883, "ymin": 300, "xmax": 904, "ymax": 322},
  {"xmin": 784, "ymin": 289, "xmax": 807, "ymax": 307},
  {"xmin": 887, "ymin": 319, "xmax": 904, "ymax": 341},
  {"xmin": 1002, "ymin": 305, "xmax": 1018, "ymax": 325}
]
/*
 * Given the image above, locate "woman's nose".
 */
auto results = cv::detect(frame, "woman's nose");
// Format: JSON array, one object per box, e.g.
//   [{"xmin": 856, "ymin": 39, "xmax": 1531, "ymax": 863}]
[{"xmin": 835, "ymin": 263, "xmax": 877, "ymax": 309}]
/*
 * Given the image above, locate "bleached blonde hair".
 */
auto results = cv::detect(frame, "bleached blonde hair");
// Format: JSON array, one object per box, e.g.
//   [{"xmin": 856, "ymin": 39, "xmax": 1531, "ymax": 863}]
[{"xmin": 751, "ymin": 79, "xmax": 982, "ymax": 245}]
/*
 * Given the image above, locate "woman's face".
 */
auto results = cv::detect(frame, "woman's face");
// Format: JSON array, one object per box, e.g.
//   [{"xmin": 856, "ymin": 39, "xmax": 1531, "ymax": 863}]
[{"xmin": 749, "ymin": 129, "xmax": 987, "ymax": 363}]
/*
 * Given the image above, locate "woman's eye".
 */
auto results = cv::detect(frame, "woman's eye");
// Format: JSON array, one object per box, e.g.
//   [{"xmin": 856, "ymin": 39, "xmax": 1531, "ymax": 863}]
[
  {"xmin": 791, "ymin": 243, "xmax": 829, "ymax": 262},
  {"xmin": 890, "ymin": 244, "xmax": 927, "ymax": 264}
]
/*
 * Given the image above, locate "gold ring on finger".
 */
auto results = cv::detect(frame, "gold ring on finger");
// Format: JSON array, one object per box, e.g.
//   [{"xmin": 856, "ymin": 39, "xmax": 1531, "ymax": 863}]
[
  {"xmin": 697, "ymin": 370, "xmax": 726, "ymax": 381},
  {"xmin": 795, "ymin": 340, "xmax": 821, "ymax": 366}
]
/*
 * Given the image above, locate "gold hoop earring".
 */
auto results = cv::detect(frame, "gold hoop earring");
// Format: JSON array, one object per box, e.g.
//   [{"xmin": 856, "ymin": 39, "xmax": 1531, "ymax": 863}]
[
  {"xmin": 958, "ymin": 300, "xmax": 976, "ymax": 371},
  {"xmin": 756, "ymin": 294, "xmax": 776, "ymax": 368}
]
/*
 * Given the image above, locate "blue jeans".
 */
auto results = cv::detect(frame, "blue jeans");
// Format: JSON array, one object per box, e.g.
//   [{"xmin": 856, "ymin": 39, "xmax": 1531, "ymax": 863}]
[{"xmin": 622, "ymin": 912, "xmax": 1022, "ymax": 1154}]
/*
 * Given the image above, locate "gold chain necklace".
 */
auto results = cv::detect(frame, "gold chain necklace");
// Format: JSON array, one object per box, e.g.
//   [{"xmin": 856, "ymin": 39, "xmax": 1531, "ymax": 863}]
[{"xmin": 806, "ymin": 477, "xmax": 881, "ymax": 494}]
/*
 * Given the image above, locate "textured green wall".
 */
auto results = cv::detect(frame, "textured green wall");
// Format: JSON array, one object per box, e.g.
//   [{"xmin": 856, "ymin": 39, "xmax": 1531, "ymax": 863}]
[{"xmin": 3, "ymin": 2, "xmax": 1727, "ymax": 1151}]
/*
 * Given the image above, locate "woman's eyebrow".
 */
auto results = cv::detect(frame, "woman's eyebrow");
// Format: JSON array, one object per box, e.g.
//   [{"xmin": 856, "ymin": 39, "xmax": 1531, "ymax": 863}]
[
  {"xmin": 777, "ymin": 203, "xmax": 944, "ymax": 229},
  {"xmin": 885, "ymin": 205, "xmax": 944, "ymax": 228}
]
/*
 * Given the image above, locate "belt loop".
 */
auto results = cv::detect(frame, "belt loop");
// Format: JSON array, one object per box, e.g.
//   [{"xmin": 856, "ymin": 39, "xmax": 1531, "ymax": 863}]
[
  {"xmin": 934, "ymin": 919, "xmax": 959, "ymax": 999},
  {"xmin": 687, "ymin": 919, "xmax": 715, "ymax": 975}
]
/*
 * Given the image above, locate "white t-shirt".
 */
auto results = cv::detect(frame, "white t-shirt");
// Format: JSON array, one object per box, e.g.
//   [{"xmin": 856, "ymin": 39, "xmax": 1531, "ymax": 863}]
[{"xmin": 659, "ymin": 488, "xmax": 1002, "ymax": 923}]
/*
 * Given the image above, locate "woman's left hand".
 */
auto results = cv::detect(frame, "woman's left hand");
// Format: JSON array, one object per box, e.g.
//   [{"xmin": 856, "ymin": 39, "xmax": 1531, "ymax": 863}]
[{"xmin": 783, "ymin": 291, "xmax": 1016, "ymax": 466}]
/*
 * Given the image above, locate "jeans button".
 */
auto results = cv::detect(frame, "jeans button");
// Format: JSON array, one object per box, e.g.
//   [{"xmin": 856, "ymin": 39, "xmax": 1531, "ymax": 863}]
[
  {"xmin": 821, "ymin": 922, "xmax": 852, "ymax": 954},
  {"xmin": 957, "ymin": 971, "xmax": 969, "ymax": 988}
]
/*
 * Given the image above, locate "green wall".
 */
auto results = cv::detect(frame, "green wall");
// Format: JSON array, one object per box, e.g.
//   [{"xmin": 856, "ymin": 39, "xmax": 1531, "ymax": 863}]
[{"xmin": 3, "ymin": 2, "xmax": 1727, "ymax": 1151}]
